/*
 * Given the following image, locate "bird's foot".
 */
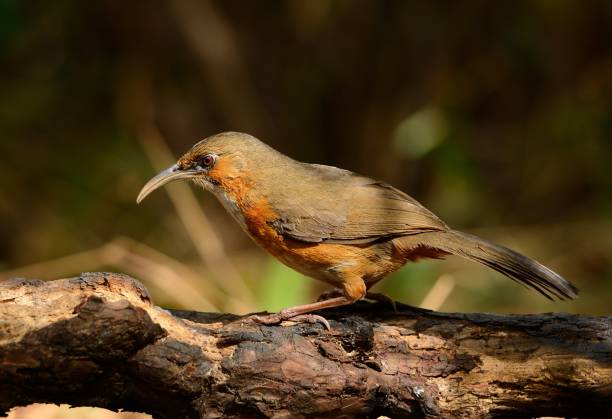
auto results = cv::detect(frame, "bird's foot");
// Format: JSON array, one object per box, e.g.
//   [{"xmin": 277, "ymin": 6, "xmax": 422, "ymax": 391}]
[
  {"xmin": 242, "ymin": 296, "xmax": 350, "ymax": 330},
  {"xmin": 317, "ymin": 289, "xmax": 397, "ymax": 312},
  {"xmin": 245, "ymin": 312, "xmax": 331, "ymax": 330}
]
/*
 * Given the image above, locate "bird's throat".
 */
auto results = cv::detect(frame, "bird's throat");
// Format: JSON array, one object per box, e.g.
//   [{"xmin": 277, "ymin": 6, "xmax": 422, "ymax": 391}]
[{"xmin": 213, "ymin": 188, "xmax": 249, "ymax": 231}]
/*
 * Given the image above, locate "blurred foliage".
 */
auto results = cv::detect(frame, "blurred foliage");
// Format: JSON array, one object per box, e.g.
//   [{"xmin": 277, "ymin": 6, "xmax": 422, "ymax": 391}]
[
  {"xmin": 1, "ymin": 0, "xmax": 611, "ymax": 316},
  {"xmin": 258, "ymin": 258, "xmax": 310, "ymax": 312}
]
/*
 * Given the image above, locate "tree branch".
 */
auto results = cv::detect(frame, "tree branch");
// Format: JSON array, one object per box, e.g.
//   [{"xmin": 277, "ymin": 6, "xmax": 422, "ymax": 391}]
[{"xmin": 1, "ymin": 273, "xmax": 610, "ymax": 418}]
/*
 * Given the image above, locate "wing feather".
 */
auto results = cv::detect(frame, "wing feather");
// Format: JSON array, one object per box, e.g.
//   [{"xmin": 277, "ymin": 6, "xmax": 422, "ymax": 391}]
[{"xmin": 267, "ymin": 164, "xmax": 447, "ymax": 243}]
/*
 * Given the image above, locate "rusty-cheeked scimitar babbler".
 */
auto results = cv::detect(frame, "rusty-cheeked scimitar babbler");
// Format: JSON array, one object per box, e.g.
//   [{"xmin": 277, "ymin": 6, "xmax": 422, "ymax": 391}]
[{"xmin": 137, "ymin": 132, "xmax": 578, "ymax": 327}]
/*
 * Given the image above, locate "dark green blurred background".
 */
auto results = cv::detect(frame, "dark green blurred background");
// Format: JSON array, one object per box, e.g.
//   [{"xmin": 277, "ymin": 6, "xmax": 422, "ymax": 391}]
[{"xmin": 1, "ymin": 0, "xmax": 611, "ymax": 315}]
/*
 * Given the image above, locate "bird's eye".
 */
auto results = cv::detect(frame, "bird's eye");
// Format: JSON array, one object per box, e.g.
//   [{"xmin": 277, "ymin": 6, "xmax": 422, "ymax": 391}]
[{"xmin": 198, "ymin": 154, "xmax": 215, "ymax": 168}]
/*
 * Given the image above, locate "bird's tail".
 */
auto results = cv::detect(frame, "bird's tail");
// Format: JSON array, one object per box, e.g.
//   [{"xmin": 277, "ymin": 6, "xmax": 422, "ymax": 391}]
[{"xmin": 399, "ymin": 230, "xmax": 579, "ymax": 300}]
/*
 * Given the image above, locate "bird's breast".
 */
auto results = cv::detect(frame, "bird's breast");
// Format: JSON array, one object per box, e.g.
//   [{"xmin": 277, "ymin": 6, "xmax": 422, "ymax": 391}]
[{"xmin": 210, "ymin": 178, "xmax": 405, "ymax": 284}]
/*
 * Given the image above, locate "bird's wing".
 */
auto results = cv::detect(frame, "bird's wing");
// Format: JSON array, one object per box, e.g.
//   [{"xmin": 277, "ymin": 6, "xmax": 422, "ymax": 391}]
[{"xmin": 268, "ymin": 164, "xmax": 448, "ymax": 243}]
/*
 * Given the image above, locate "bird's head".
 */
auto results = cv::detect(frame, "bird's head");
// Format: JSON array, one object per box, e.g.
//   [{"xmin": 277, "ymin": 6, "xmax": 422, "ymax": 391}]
[{"xmin": 137, "ymin": 131, "xmax": 280, "ymax": 203}]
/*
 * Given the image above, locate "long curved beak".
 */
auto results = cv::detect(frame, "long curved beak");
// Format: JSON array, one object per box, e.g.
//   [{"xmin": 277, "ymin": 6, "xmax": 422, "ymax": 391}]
[{"xmin": 136, "ymin": 164, "xmax": 196, "ymax": 203}]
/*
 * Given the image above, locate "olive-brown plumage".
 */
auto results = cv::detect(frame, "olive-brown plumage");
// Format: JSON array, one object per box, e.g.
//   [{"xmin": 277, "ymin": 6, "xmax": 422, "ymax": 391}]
[{"xmin": 137, "ymin": 132, "xmax": 578, "ymax": 326}]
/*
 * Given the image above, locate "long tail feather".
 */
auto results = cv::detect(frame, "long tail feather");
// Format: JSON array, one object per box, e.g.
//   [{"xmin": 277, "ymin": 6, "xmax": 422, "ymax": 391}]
[{"xmin": 411, "ymin": 230, "xmax": 579, "ymax": 300}]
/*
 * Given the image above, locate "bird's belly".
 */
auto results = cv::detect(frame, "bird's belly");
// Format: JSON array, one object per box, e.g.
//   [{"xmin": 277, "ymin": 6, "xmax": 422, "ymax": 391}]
[
  {"xmin": 251, "ymin": 226, "xmax": 404, "ymax": 286},
  {"xmin": 276, "ymin": 240, "xmax": 404, "ymax": 286},
  {"xmin": 231, "ymin": 194, "xmax": 405, "ymax": 285}
]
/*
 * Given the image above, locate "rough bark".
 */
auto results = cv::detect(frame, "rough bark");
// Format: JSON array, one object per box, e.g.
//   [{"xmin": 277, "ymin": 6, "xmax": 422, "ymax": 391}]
[{"xmin": 0, "ymin": 273, "xmax": 610, "ymax": 418}]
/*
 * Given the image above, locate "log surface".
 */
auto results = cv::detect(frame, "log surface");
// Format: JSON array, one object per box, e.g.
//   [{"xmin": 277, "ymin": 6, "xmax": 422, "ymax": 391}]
[{"xmin": 0, "ymin": 273, "xmax": 610, "ymax": 418}]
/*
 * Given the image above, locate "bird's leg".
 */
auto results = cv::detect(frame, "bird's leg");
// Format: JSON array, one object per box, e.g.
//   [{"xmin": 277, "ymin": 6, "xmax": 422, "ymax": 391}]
[
  {"xmin": 318, "ymin": 288, "xmax": 397, "ymax": 312},
  {"xmin": 246, "ymin": 296, "xmax": 352, "ymax": 330},
  {"xmin": 247, "ymin": 276, "xmax": 367, "ymax": 330}
]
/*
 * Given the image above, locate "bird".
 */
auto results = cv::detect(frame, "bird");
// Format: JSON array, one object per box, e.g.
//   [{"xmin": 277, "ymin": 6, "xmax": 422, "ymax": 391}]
[{"xmin": 137, "ymin": 132, "xmax": 578, "ymax": 327}]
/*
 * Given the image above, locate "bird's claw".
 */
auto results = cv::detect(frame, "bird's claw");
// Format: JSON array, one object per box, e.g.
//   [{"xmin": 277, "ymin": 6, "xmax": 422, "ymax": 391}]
[
  {"xmin": 245, "ymin": 313, "xmax": 282, "ymax": 325},
  {"xmin": 290, "ymin": 314, "xmax": 331, "ymax": 330},
  {"xmin": 244, "ymin": 312, "xmax": 330, "ymax": 330}
]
